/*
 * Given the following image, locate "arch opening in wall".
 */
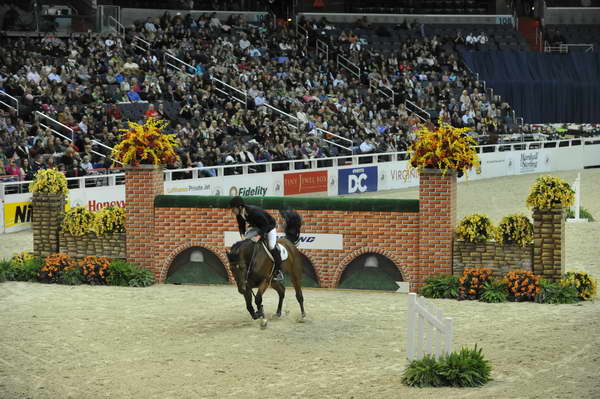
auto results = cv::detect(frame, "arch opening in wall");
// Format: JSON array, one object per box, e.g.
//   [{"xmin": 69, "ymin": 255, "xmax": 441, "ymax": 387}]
[
  {"xmin": 338, "ymin": 253, "xmax": 402, "ymax": 291},
  {"xmin": 282, "ymin": 252, "xmax": 320, "ymax": 288},
  {"xmin": 166, "ymin": 247, "xmax": 228, "ymax": 285}
]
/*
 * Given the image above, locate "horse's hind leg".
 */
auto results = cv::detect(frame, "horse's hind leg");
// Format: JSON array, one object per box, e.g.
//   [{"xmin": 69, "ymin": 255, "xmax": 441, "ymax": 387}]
[
  {"xmin": 270, "ymin": 281, "xmax": 286, "ymax": 317},
  {"xmin": 291, "ymin": 278, "xmax": 305, "ymax": 319}
]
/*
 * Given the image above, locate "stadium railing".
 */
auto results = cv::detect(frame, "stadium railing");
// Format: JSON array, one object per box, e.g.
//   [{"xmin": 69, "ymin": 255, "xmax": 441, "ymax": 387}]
[{"xmin": 0, "ymin": 91, "xmax": 19, "ymax": 116}]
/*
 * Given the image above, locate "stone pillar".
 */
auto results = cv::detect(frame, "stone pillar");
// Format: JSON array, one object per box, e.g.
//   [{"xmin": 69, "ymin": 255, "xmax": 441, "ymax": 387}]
[
  {"xmin": 32, "ymin": 193, "xmax": 66, "ymax": 257},
  {"xmin": 532, "ymin": 207, "xmax": 565, "ymax": 282},
  {"xmin": 125, "ymin": 165, "xmax": 164, "ymax": 279},
  {"xmin": 417, "ymin": 169, "xmax": 457, "ymax": 292}
]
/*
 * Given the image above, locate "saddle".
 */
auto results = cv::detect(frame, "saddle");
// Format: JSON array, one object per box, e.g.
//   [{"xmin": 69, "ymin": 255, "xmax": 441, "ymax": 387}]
[{"xmin": 246, "ymin": 230, "xmax": 288, "ymax": 261}]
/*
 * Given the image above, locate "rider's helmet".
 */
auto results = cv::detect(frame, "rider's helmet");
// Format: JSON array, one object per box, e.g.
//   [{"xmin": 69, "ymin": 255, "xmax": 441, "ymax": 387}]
[{"xmin": 229, "ymin": 196, "xmax": 245, "ymax": 209}]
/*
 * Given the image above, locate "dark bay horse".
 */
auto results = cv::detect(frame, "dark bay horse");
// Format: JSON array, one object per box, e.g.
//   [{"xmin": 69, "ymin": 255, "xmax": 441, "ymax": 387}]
[{"xmin": 227, "ymin": 209, "xmax": 306, "ymax": 323}]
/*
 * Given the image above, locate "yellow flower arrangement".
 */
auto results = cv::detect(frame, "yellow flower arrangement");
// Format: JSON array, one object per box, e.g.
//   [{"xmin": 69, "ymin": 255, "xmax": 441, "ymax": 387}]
[
  {"xmin": 526, "ymin": 175, "xmax": 574, "ymax": 210},
  {"xmin": 111, "ymin": 117, "xmax": 180, "ymax": 166},
  {"xmin": 29, "ymin": 169, "xmax": 68, "ymax": 196},
  {"xmin": 495, "ymin": 214, "xmax": 533, "ymax": 248},
  {"xmin": 62, "ymin": 206, "xmax": 94, "ymax": 236},
  {"xmin": 408, "ymin": 120, "xmax": 481, "ymax": 176},
  {"xmin": 563, "ymin": 271, "xmax": 597, "ymax": 301},
  {"xmin": 92, "ymin": 206, "xmax": 125, "ymax": 235},
  {"xmin": 10, "ymin": 251, "xmax": 34, "ymax": 266},
  {"xmin": 455, "ymin": 213, "xmax": 495, "ymax": 243}
]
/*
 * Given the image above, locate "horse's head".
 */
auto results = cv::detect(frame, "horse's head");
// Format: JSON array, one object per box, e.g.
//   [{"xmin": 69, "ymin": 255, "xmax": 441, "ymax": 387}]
[{"xmin": 227, "ymin": 242, "xmax": 248, "ymax": 294}]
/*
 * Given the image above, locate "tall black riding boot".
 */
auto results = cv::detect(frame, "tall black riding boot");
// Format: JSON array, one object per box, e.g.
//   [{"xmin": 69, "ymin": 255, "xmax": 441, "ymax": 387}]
[{"xmin": 270, "ymin": 247, "xmax": 284, "ymax": 281}]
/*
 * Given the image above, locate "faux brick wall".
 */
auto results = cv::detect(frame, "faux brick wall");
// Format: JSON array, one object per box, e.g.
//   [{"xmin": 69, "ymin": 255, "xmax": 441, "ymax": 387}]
[
  {"xmin": 453, "ymin": 241, "xmax": 533, "ymax": 277},
  {"xmin": 60, "ymin": 232, "xmax": 126, "ymax": 259},
  {"xmin": 153, "ymin": 208, "xmax": 420, "ymax": 288},
  {"xmin": 417, "ymin": 169, "xmax": 456, "ymax": 291},
  {"xmin": 125, "ymin": 166, "xmax": 163, "ymax": 274},
  {"xmin": 533, "ymin": 208, "xmax": 565, "ymax": 282},
  {"xmin": 32, "ymin": 193, "xmax": 66, "ymax": 257}
]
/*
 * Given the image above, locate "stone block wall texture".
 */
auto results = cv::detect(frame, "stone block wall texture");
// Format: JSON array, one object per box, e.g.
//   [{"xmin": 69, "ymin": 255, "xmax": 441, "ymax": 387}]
[
  {"xmin": 32, "ymin": 193, "xmax": 66, "ymax": 257},
  {"xmin": 125, "ymin": 166, "xmax": 163, "ymax": 273},
  {"xmin": 152, "ymin": 207, "xmax": 421, "ymax": 289},
  {"xmin": 453, "ymin": 240, "xmax": 533, "ymax": 277},
  {"xmin": 418, "ymin": 169, "xmax": 456, "ymax": 290},
  {"xmin": 532, "ymin": 207, "xmax": 565, "ymax": 282},
  {"xmin": 60, "ymin": 232, "xmax": 126, "ymax": 259}
]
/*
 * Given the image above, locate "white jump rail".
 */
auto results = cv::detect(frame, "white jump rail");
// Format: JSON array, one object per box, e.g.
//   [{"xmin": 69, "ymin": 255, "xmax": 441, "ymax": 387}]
[{"xmin": 406, "ymin": 293, "xmax": 453, "ymax": 361}]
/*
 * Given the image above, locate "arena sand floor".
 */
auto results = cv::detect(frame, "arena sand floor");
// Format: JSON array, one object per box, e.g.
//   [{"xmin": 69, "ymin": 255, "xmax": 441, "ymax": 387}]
[{"xmin": 0, "ymin": 169, "xmax": 599, "ymax": 399}]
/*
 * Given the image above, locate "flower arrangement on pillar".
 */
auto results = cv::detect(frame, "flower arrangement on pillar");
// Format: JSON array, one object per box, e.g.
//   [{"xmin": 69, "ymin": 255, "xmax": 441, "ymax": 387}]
[
  {"xmin": 29, "ymin": 169, "xmax": 69, "ymax": 257},
  {"xmin": 527, "ymin": 175, "xmax": 574, "ymax": 282},
  {"xmin": 111, "ymin": 117, "xmax": 179, "ymax": 167},
  {"xmin": 111, "ymin": 117, "xmax": 179, "ymax": 281},
  {"xmin": 408, "ymin": 120, "xmax": 481, "ymax": 177}
]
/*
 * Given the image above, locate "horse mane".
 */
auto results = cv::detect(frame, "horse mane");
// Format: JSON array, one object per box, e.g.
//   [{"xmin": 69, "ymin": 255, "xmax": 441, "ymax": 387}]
[{"xmin": 227, "ymin": 240, "xmax": 249, "ymax": 262}]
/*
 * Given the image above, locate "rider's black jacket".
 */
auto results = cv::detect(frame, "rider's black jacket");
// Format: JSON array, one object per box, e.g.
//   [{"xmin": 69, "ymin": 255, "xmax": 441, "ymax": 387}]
[{"xmin": 236, "ymin": 205, "xmax": 276, "ymax": 236}]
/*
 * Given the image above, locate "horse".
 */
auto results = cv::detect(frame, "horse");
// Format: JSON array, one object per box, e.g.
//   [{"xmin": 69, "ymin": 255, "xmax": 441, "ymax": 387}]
[{"xmin": 226, "ymin": 209, "xmax": 306, "ymax": 324}]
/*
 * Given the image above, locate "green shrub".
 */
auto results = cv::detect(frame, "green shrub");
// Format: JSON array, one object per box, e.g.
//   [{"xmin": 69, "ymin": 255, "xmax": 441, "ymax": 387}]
[
  {"xmin": 563, "ymin": 271, "xmax": 597, "ymax": 301},
  {"xmin": 402, "ymin": 345, "xmax": 492, "ymax": 388},
  {"xmin": 535, "ymin": 279, "xmax": 579, "ymax": 304},
  {"xmin": 495, "ymin": 214, "xmax": 533, "ymax": 247},
  {"xmin": 0, "ymin": 259, "xmax": 12, "ymax": 282},
  {"xmin": 401, "ymin": 355, "xmax": 446, "ymax": 387},
  {"xmin": 12, "ymin": 257, "xmax": 44, "ymax": 281},
  {"xmin": 455, "ymin": 214, "xmax": 495, "ymax": 243},
  {"xmin": 60, "ymin": 265, "xmax": 85, "ymax": 285},
  {"xmin": 565, "ymin": 207, "xmax": 595, "ymax": 222},
  {"xmin": 127, "ymin": 267, "xmax": 155, "ymax": 287},
  {"xmin": 479, "ymin": 280, "xmax": 508, "ymax": 303},
  {"xmin": 421, "ymin": 274, "xmax": 459, "ymax": 299},
  {"xmin": 107, "ymin": 259, "xmax": 155, "ymax": 287},
  {"xmin": 439, "ymin": 345, "xmax": 492, "ymax": 387}
]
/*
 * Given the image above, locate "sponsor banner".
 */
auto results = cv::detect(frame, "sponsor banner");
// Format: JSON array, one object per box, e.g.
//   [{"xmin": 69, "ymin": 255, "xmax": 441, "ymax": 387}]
[
  {"xmin": 164, "ymin": 178, "xmax": 215, "ymax": 196},
  {"xmin": 378, "ymin": 161, "xmax": 419, "ymax": 190},
  {"xmin": 519, "ymin": 151, "xmax": 541, "ymax": 174},
  {"xmin": 224, "ymin": 231, "xmax": 343, "ymax": 250},
  {"xmin": 338, "ymin": 166, "xmax": 378, "ymax": 195},
  {"xmin": 284, "ymin": 170, "xmax": 328, "ymax": 195},
  {"xmin": 213, "ymin": 175, "xmax": 274, "ymax": 197},
  {"xmin": 3, "ymin": 195, "xmax": 71, "ymax": 233}
]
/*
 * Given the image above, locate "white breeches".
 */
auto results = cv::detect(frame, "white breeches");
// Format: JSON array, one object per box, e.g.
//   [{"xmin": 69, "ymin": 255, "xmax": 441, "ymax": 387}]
[{"xmin": 266, "ymin": 228, "xmax": 277, "ymax": 250}]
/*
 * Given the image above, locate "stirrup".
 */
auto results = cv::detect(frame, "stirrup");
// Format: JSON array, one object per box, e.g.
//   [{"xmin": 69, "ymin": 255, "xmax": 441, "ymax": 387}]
[{"xmin": 273, "ymin": 270, "xmax": 284, "ymax": 281}]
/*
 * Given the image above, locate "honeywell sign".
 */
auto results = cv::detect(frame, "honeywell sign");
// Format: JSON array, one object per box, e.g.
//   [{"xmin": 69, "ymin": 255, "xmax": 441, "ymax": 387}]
[{"xmin": 224, "ymin": 232, "xmax": 343, "ymax": 250}]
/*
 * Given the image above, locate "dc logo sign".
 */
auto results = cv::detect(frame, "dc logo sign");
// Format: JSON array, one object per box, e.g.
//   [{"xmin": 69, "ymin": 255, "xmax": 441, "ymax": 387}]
[{"xmin": 338, "ymin": 166, "xmax": 378, "ymax": 194}]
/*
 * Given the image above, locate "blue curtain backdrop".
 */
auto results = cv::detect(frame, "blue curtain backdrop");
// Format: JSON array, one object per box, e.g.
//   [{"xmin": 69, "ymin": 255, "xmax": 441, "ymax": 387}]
[{"xmin": 460, "ymin": 51, "xmax": 600, "ymax": 123}]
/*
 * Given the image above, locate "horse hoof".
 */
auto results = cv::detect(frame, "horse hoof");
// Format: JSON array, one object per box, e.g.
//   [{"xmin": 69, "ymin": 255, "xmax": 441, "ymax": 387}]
[
  {"xmin": 296, "ymin": 315, "xmax": 306, "ymax": 323},
  {"xmin": 260, "ymin": 318, "xmax": 268, "ymax": 329}
]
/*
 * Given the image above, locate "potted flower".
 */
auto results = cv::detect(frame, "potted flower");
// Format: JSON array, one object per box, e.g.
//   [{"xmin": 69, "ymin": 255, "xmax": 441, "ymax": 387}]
[
  {"xmin": 111, "ymin": 117, "xmax": 180, "ymax": 167},
  {"xmin": 526, "ymin": 175, "xmax": 574, "ymax": 210},
  {"xmin": 408, "ymin": 120, "xmax": 481, "ymax": 177}
]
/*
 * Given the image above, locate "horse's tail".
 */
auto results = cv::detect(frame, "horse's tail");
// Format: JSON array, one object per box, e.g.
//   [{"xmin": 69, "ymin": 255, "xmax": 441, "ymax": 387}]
[{"xmin": 279, "ymin": 209, "xmax": 303, "ymax": 245}]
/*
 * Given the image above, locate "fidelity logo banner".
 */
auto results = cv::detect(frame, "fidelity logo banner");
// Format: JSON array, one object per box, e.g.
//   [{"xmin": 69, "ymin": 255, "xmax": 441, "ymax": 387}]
[{"xmin": 224, "ymin": 232, "xmax": 343, "ymax": 250}]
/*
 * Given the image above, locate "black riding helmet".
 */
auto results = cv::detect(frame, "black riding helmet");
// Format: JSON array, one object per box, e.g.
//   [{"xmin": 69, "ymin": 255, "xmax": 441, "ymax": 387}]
[{"xmin": 229, "ymin": 196, "xmax": 245, "ymax": 209}]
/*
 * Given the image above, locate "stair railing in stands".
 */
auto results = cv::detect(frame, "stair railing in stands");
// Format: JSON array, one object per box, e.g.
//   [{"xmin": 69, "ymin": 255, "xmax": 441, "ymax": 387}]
[
  {"xmin": 316, "ymin": 39, "xmax": 329, "ymax": 62},
  {"xmin": 315, "ymin": 127, "xmax": 353, "ymax": 154},
  {"xmin": 35, "ymin": 111, "xmax": 74, "ymax": 142},
  {"xmin": 336, "ymin": 54, "xmax": 361, "ymax": 79},
  {"xmin": 369, "ymin": 78, "xmax": 394, "ymax": 102},
  {"xmin": 0, "ymin": 91, "xmax": 19, "ymax": 116},
  {"xmin": 405, "ymin": 99, "xmax": 431, "ymax": 122},
  {"xmin": 132, "ymin": 36, "xmax": 151, "ymax": 52},
  {"xmin": 210, "ymin": 75, "xmax": 248, "ymax": 108},
  {"xmin": 108, "ymin": 15, "xmax": 125, "ymax": 38},
  {"xmin": 164, "ymin": 52, "xmax": 196, "ymax": 75},
  {"xmin": 296, "ymin": 22, "xmax": 309, "ymax": 49}
]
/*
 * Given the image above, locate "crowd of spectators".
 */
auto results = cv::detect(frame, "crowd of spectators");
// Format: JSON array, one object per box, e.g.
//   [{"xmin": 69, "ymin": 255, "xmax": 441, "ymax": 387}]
[{"xmin": 1, "ymin": 12, "xmax": 518, "ymax": 184}]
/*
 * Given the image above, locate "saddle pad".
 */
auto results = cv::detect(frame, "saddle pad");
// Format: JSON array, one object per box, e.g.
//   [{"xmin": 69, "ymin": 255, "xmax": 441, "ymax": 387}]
[{"xmin": 262, "ymin": 242, "xmax": 288, "ymax": 262}]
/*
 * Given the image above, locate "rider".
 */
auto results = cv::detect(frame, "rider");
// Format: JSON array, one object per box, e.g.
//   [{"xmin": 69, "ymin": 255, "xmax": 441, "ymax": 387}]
[{"xmin": 229, "ymin": 196, "xmax": 284, "ymax": 281}]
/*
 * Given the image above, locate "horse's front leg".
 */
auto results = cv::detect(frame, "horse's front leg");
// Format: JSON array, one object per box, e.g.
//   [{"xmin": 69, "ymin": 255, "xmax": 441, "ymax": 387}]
[
  {"xmin": 254, "ymin": 280, "xmax": 270, "ymax": 319},
  {"xmin": 243, "ymin": 287, "xmax": 258, "ymax": 320}
]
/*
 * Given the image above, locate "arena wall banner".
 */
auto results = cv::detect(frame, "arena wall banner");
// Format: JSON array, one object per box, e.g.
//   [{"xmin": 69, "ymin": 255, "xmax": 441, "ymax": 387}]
[
  {"xmin": 213, "ymin": 175, "xmax": 275, "ymax": 197},
  {"xmin": 338, "ymin": 166, "xmax": 379, "ymax": 195},
  {"xmin": 377, "ymin": 162, "xmax": 420, "ymax": 191},
  {"xmin": 283, "ymin": 170, "xmax": 328, "ymax": 195},
  {"xmin": 164, "ymin": 179, "xmax": 216, "ymax": 196},
  {"xmin": 224, "ymin": 231, "xmax": 344, "ymax": 250}
]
